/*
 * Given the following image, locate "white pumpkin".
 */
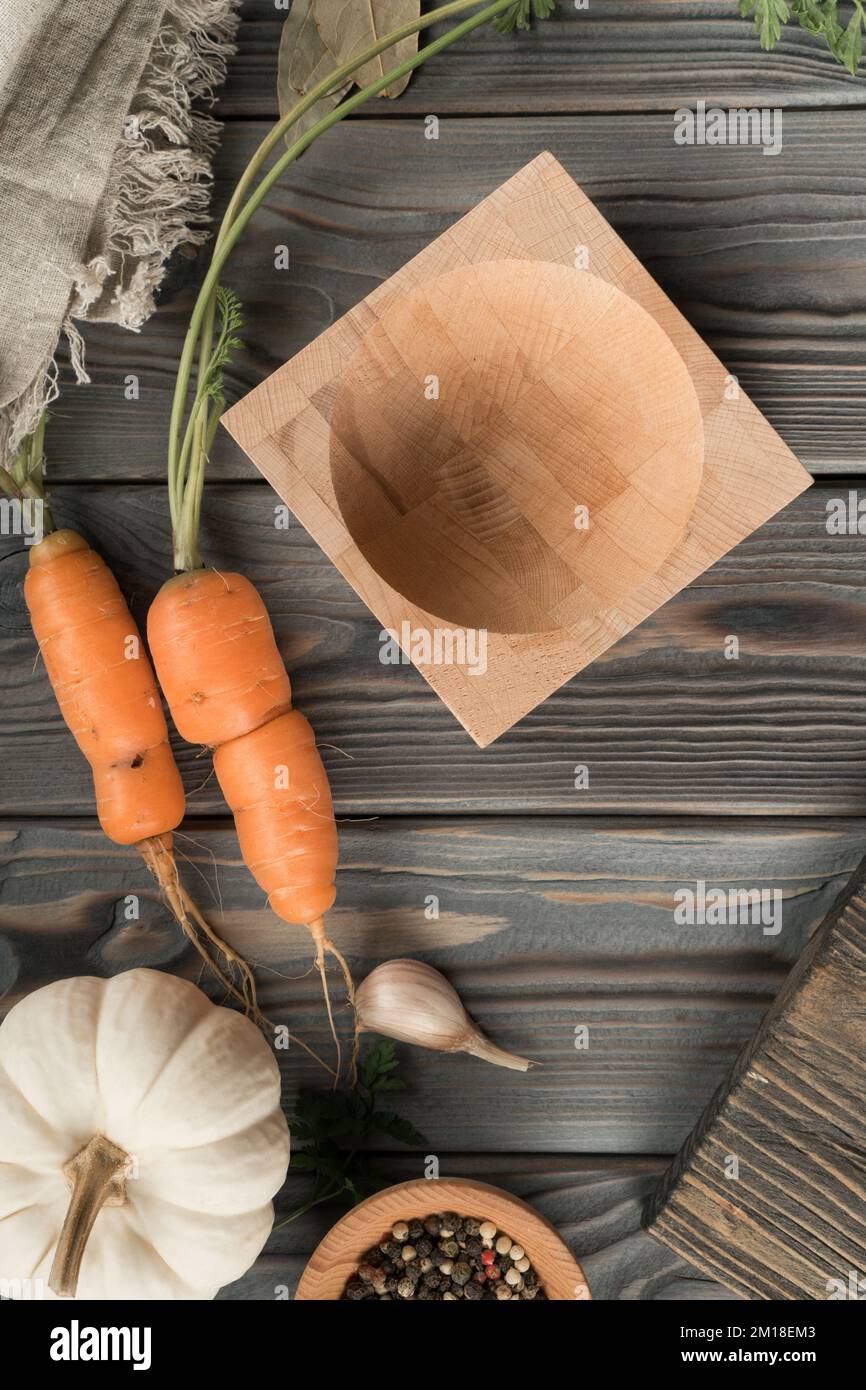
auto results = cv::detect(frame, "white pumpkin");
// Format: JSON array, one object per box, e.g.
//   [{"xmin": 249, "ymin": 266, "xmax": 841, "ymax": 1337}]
[{"xmin": 0, "ymin": 968, "xmax": 289, "ymax": 1300}]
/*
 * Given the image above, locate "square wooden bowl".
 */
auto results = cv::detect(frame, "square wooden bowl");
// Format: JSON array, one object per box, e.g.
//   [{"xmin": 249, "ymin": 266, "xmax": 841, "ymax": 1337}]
[
  {"xmin": 294, "ymin": 1177, "xmax": 591, "ymax": 1300},
  {"xmin": 223, "ymin": 152, "xmax": 811, "ymax": 746}
]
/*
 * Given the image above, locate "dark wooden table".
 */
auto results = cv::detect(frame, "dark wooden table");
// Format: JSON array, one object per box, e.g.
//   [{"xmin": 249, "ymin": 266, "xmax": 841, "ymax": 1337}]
[{"xmin": 1, "ymin": 2, "xmax": 864, "ymax": 1300}]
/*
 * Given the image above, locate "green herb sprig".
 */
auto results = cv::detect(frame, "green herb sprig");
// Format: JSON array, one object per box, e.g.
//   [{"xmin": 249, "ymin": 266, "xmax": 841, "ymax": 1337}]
[
  {"xmin": 740, "ymin": 0, "xmax": 865, "ymax": 73},
  {"xmin": 493, "ymin": 0, "xmax": 557, "ymax": 34},
  {"xmin": 276, "ymin": 1041, "xmax": 425, "ymax": 1227}
]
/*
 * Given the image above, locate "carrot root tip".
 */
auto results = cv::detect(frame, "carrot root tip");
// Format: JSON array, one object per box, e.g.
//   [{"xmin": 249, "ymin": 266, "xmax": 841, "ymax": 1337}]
[
  {"xmin": 138, "ymin": 834, "xmax": 269, "ymax": 1033},
  {"xmin": 305, "ymin": 915, "xmax": 358, "ymax": 1088}
]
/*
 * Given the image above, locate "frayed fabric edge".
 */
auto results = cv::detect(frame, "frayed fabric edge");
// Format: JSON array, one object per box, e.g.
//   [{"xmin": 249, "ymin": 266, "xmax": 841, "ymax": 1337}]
[{"xmin": 1, "ymin": 0, "xmax": 241, "ymax": 469}]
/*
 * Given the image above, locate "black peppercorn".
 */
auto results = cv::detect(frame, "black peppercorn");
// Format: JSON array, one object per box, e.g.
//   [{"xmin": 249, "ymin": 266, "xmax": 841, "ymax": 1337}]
[{"xmin": 341, "ymin": 1211, "xmax": 547, "ymax": 1301}]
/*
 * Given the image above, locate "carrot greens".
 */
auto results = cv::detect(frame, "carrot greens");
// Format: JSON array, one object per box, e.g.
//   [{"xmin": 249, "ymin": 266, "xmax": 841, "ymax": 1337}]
[
  {"xmin": 0, "ymin": 412, "xmax": 53, "ymax": 530},
  {"xmin": 166, "ymin": 0, "xmax": 547, "ymax": 572}
]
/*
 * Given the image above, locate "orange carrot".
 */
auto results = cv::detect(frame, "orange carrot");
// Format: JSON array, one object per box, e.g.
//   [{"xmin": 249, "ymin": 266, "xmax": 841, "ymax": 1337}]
[
  {"xmin": 26, "ymin": 531, "xmax": 185, "ymax": 844},
  {"xmin": 147, "ymin": 567, "xmax": 353, "ymax": 1069},
  {"xmin": 25, "ymin": 530, "xmax": 263, "ymax": 1020},
  {"xmin": 214, "ymin": 711, "xmax": 337, "ymax": 926},
  {"xmin": 145, "ymin": 569, "xmax": 293, "ymax": 745}
]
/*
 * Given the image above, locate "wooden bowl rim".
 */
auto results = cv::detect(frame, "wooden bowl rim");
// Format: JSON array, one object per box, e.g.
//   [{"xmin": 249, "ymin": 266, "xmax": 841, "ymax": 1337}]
[{"xmin": 294, "ymin": 1176, "xmax": 592, "ymax": 1301}]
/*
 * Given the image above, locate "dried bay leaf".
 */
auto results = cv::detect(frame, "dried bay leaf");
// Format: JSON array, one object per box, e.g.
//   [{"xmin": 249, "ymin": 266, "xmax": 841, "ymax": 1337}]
[
  {"xmin": 277, "ymin": 0, "xmax": 353, "ymax": 141},
  {"xmin": 314, "ymin": 0, "xmax": 422, "ymax": 100}
]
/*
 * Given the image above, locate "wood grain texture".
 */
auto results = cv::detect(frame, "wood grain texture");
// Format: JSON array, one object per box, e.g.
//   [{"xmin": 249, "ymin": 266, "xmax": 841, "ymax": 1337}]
[
  {"xmin": 224, "ymin": 154, "xmax": 810, "ymax": 744},
  {"xmin": 646, "ymin": 852, "xmax": 866, "ymax": 1299},
  {"xmin": 48, "ymin": 116, "xmax": 866, "ymax": 481},
  {"xmin": 224, "ymin": 1154, "xmax": 739, "ymax": 1301},
  {"xmin": 227, "ymin": 4, "xmax": 866, "ymax": 118},
  {"xmin": 2, "ymin": 484, "xmax": 866, "ymax": 814},
  {"xmin": 3, "ymin": 10, "xmax": 864, "ymax": 1303},
  {"xmin": 294, "ymin": 1177, "xmax": 590, "ymax": 1299},
  {"xmin": 1, "ymin": 816, "xmax": 863, "ymax": 1152}
]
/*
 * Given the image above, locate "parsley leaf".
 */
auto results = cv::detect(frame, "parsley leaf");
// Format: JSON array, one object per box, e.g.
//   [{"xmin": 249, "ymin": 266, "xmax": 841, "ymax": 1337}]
[
  {"xmin": 740, "ymin": 0, "xmax": 865, "ymax": 70},
  {"xmin": 275, "ymin": 1042, "xmax": 425, "ymax": 1228},
  {"xmin": 492, "ymin": 1, "xmax": 558, "ymax": 36}
]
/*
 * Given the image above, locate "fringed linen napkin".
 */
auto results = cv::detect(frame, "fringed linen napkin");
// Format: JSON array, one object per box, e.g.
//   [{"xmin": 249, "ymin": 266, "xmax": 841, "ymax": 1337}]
[{"xmin": 0, "ymin": 0, "xmax": 240, "ymax": 467}]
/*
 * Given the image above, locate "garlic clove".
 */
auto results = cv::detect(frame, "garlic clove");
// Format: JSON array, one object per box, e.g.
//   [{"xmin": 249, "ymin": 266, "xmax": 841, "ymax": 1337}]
[{"xmin": 355, "ymin": 958, "xmax": 531, "ymax": 1073}]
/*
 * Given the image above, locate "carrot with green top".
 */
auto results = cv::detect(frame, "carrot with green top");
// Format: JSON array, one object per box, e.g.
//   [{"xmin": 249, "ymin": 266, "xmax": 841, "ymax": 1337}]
[
  {"xmin": 19, "ymin": 516, "xmax": 263, "ymax": 1022},
  {"xmin": 145, "ymin": 1, "xmax": 531, "ymax": 1080},
  {"xmin": 147, "ymin": 560, "xmax": 352, "ymax": 1072}
]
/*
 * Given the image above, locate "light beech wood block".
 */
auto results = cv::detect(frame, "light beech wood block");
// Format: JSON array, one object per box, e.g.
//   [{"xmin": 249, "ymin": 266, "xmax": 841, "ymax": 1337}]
[
  {"xmin": 223, "ymin": 152, "xmax": 812, "ymax": 746},
  {"xmin": 294, "ymin": 1177, "xmax": 591, "ymax": 1300}
]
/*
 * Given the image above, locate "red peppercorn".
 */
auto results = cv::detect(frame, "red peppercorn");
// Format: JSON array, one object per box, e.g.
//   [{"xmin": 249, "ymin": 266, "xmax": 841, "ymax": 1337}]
[
  {"xmin": 486, "ymin": 1265, "xmax": 501, "ymax": 1280},
  {"xmin": 482, "ymin": 1249, "xmax": 495, "ymax": 1265}
]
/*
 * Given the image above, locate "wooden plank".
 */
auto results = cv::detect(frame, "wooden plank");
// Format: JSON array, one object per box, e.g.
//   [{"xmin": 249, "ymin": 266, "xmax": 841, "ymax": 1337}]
[
  {"xmin": 225, "ymin": 4, "xmax": 866, "ymax": 119},
  {"xmin": 228, "ymin": 1154, "xmax": 738, "ymax": 1301},
  {"xmin": 49, "ymin": 116, "xmax": 866, "ymax": 482},
  {"xmin": 3, "ymin": 484, "xmax": 866, "ymax": 815},
  {"xmin": 646, "ymin": 853, "xmax": 866, "ymax": 1299},
  {"xmin": 1, "ymin": 817, "xmax": 864, "ymax": 1152}
]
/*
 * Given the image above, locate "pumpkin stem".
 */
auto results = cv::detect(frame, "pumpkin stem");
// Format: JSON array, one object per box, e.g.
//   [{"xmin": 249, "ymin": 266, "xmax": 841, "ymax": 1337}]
[{"xmin": 49, "ymin": 1135, "xmax": 130, "ymax": 1298}]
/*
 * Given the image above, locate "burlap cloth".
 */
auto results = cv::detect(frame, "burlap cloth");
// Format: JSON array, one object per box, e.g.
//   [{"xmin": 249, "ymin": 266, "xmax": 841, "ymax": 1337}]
[{"xmin": 0, "ymin": 0, "xmax": 240, "ymax": 467}]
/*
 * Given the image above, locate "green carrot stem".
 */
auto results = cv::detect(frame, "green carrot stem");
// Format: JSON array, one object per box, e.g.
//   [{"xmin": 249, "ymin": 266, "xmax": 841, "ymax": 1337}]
[
  {"xmin": 215, "ymin": 0, "xmax": 490, "ymax": 251},
  {"xmin": 178, "ymin": 0, "xmax": 495, "ymax": 532},
  {"xmin": 0, "ymin": 469, "xmax": 19, "ymax": 501},
  {"xmin": 2, "ymin": 415, "xmax": 54, "ymax": 533},
  {"xmin": 169, "ymin": 0, "xmax": 515, "ymax": 569}
]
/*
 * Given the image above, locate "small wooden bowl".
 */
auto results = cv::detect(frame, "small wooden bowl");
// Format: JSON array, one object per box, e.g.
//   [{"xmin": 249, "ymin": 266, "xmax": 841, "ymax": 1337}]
[
  {"xmin": 294, "ymin": 1177, "xmax": 591, "ymax": 1300},
  {"xmin": 329, "ymin": 258, "xmax": 704, "ymax": 636},
  {"xmin": 223, "ymin": 155, "xmax": 811, "ymax": 747}
]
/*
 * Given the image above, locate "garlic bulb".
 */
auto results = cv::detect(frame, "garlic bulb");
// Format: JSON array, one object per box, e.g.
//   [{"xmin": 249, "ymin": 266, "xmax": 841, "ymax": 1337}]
[{"xmin": 355, "ymin": 959, "xmax": 530, "ymax": 1072}]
